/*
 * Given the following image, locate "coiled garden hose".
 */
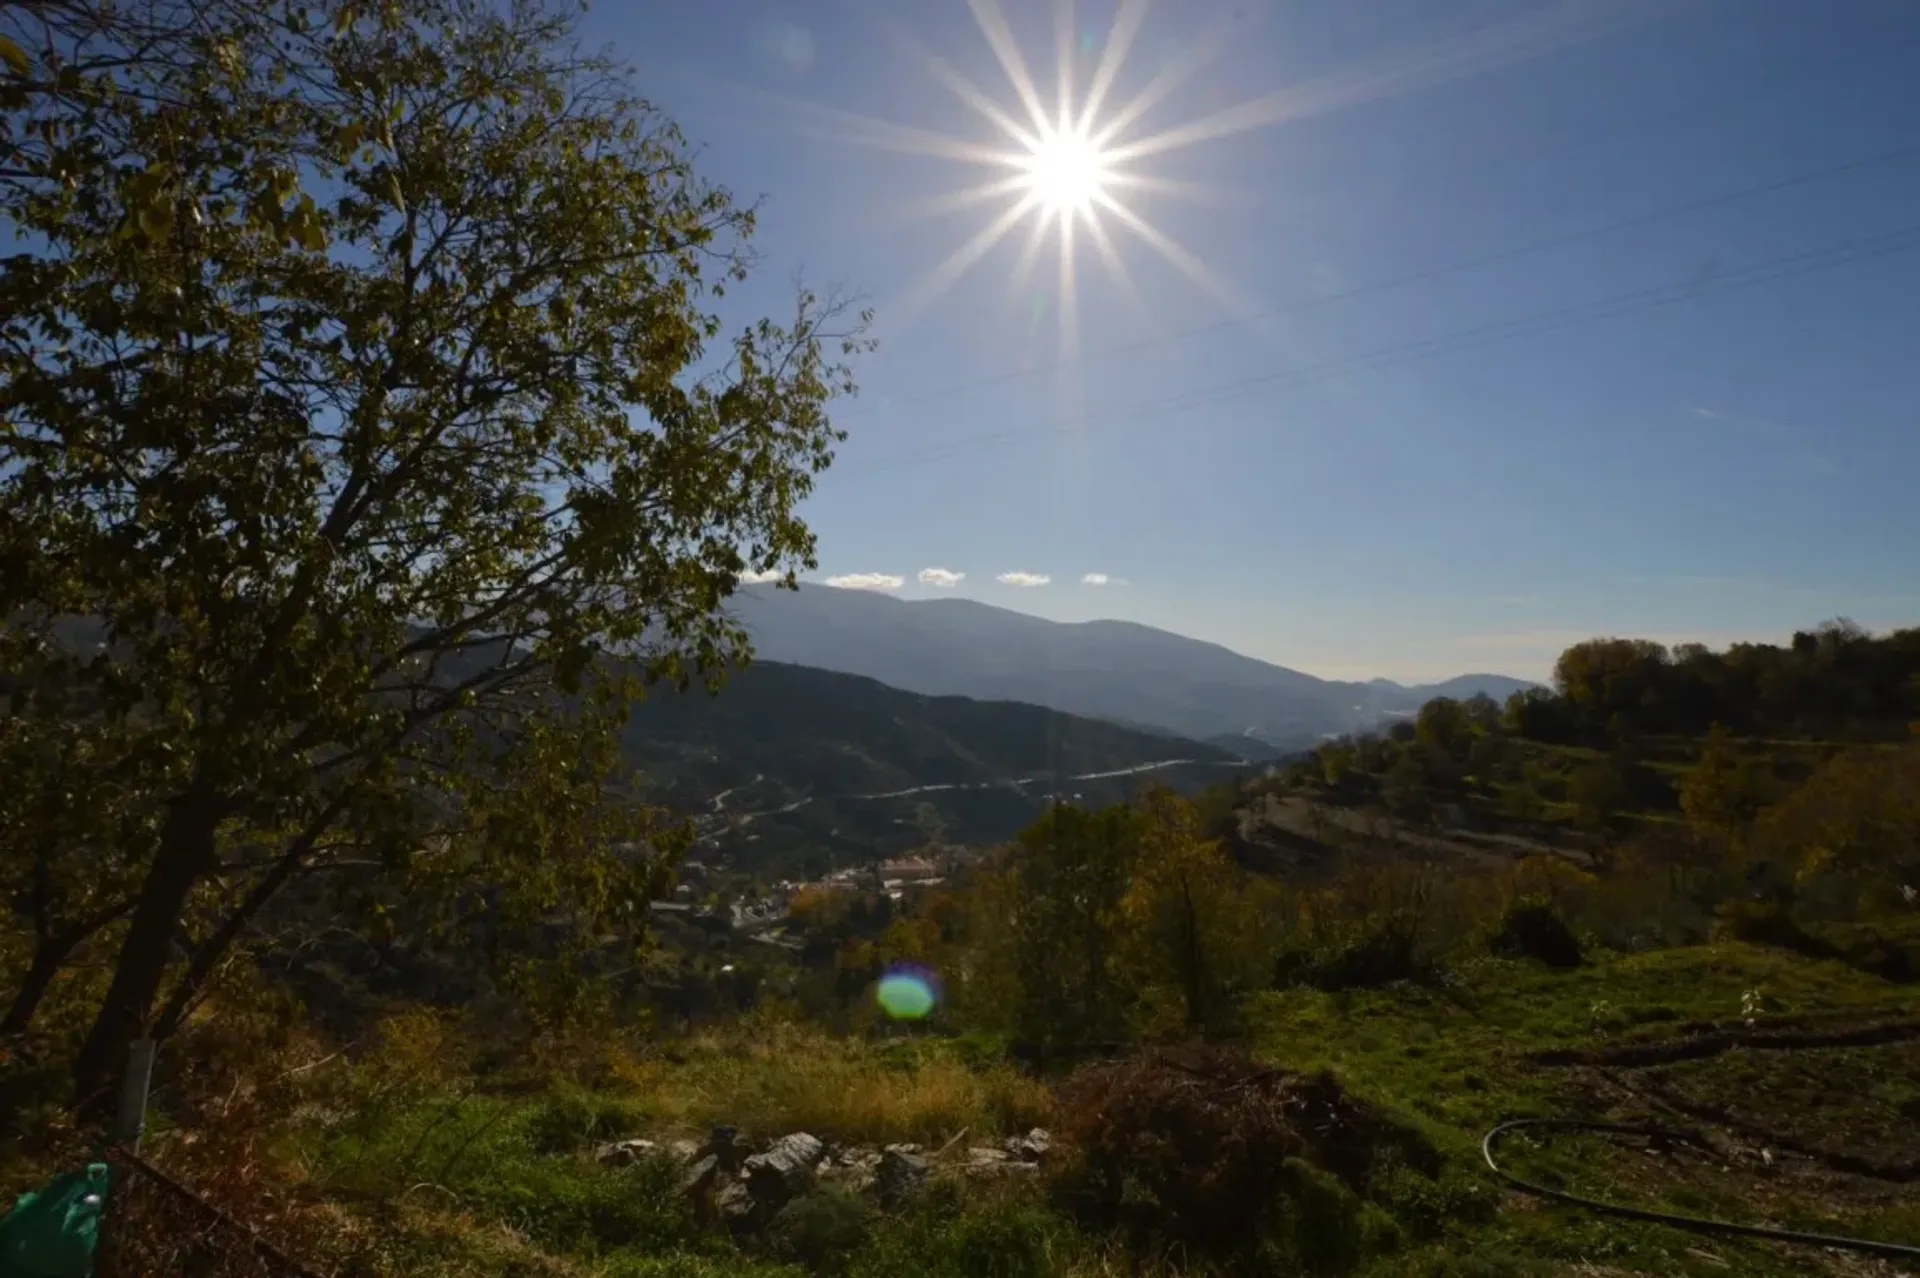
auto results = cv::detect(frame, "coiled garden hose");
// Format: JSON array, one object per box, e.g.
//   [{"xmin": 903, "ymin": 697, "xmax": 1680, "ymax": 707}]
[{"xmin": 1481, "ymin": 1118, "xmax": 1920, "ymax": 1262}]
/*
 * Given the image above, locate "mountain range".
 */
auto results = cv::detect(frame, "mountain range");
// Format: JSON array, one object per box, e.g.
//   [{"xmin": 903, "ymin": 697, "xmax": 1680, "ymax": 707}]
[
  {"xmin": 626, "ymin": 660, "xmax": 1245, "ymax": 877},
  {"xmin": 22, "ymin": 597, "xmax": 1534, "ymax": 873},
  {"xmin": 727, "ymin": 585, "xmax": 1536, "ymax": 751}
]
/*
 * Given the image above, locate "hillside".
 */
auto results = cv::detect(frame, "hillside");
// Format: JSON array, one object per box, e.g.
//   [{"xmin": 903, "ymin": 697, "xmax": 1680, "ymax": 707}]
[
  {"xmin": 622, "ymin": 660, "xmax": 1247, "ymax": 877},
  {"xmin": 1209, "ymin": 622, "xmax": 1920, "ymax": 892},
  {"xmin": 728, "ymin": 584, "xmax": 1535, "ymax": 750}
]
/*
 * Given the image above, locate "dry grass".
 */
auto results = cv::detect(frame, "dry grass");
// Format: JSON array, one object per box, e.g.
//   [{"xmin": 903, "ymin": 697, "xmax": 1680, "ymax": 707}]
[{"xmin": 603, "ymin": 1020, "xmax": 1052, "ymax": 1146}]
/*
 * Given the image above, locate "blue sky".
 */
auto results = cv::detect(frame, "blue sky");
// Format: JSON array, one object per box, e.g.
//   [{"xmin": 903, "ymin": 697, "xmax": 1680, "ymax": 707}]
[{"xmin": 589, "ymin": 0, "xmax": 1920, "ymax": 682}]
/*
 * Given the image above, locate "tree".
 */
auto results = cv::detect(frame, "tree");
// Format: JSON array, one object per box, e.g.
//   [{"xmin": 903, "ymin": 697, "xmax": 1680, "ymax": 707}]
[
  {"xmin": 1753, "ymin": 741, "xmax": 1920, "ymax": 896},
  {"xmin": 1679, "ymin": 726, "xmax": 1769, "ymax": 853},
  {"xmin": 1414, "ymin": 697, "xmax": 1473, "ymax": 760},
  {"xmin": 1553, "ymin": 639, "xmax": 1670, "ymax": 738},
  {"xmin": 968, "ymin": 804, "xmax": 1142, "ymax": 1060},
  {"xmin": 1, "ymin": 0, "xmax": 868, "ymax": 1109},
  {"xmin": 1567, "ymin": 757, "xmax": 1629, "ymax": 833},
  {"xmin": 1120, "ymin": 787, "xmax": 1250, "ymax": 1034},
  {"xmin": 1380, "ymin": 753, "xmax": 1431, "ymax": 825}
]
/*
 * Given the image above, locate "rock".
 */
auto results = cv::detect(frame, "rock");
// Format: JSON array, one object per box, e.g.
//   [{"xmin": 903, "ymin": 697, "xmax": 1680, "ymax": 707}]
[
  {"xmin": 595, "ymin": 1138, "xmax": 659, "ymax": 1168},
  {"xmin": 1004, "ymin": 1128, "xmax": 1051, "ymax": 1162},
  {"xmin": 743, "ymin": 1132, "xmax": 826, "ymax": 1203},
  {"xmin": 819, "ymin": 1146, "xmax": 882, "ymax": 1194},
  {"xmin": 715, "ymin": 1179, "xmax": 758, "ymax": 1227},
  {"xmin": 677, "ymin": 1154, "xmax": 721, "ymax": 1199},
  {"xmin": 704, "ymin": 1125, "xmax": 747, "ymax": 1174},
  {"xmin": 668, "ymin": 1138, "xmax": 702, "ymax": 1163},
  {"xmin": 962, "ymin": 1145, "xmax": 1037, "ymax": 1178},
  {"xmin": 876, "ymin": 1148, "xmax": 929, "ymax": 1207}
]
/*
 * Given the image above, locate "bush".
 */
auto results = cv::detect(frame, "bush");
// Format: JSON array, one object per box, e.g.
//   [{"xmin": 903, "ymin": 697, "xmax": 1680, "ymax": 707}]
[
  {"xmin": 526, "ymin": 1084, "xmax": 647, "ymax": 1154},
  {"xmin": 480, "ymin": 1157, "xmax": 697, "ymax": 1255},
  {"xmin": 1486, "ymin": 898, "xmax": 1583, "ymax": 969},
  {"xmin": 763, "ymin": 1187, "xmax": 874, "ymax": 1275},
  {"xmin": 1274, "ymin": 1157, "xmax": 1365, "ymax": 1275},
  {"xmin": 1275, "ymin": 921, "xmax": 1434, "ymax": 991},
  {"xmin": 846, "ymin": 1197, "xmax": 1068, "ymax": 1278},
  {"xmin": 1712, "ymin": 900, "xmax": 1843, "ymax": 962},
  {"xmin": 1050, "ymin": 1048, "xmax": 1426, "ymax": 1262}
]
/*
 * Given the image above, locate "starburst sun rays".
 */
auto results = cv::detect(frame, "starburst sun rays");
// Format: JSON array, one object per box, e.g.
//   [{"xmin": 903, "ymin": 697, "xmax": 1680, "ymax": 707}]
[
  {"xmin": 778, "ymin": 0, "xmax": 1658, "ymax": 353},
  {"xmin": 844, "ymin": 0, "xmax": 1262, "ymax": 351}
]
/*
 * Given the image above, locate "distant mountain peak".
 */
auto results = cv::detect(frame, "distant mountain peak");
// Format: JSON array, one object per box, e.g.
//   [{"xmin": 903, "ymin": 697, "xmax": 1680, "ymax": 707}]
[{"xmin": 729, "ymin": 583, "xmax": 1538, "ymax": 749}]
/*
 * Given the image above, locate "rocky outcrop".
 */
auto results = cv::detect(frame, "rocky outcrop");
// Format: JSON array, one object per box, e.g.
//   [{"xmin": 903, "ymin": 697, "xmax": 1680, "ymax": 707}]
[
  {"xmin": 875, "ymin": 1147, "xmax": 929, "ymax": 1206},
  {"xmin": 594, "ymin": 1138, "xmax": 660, "ymax": 1168},
  {"xmin": 633, "ymin": 1126, "xmax": 1052, "ymax": 1234},
  {"xmin": 1004, "ymin": 1128, "xmax": 1051, "ymax": 1163},
  {"xmin": 743, "ymin": 1132, "xmax": 827, "ymax": 1203}
]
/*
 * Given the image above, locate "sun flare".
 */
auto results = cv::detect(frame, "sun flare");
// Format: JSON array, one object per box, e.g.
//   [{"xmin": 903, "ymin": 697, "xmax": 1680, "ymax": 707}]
[
  {"xmin": 1020, "ymin": 122, "xmax": 1112, "ymax": 218},
  {"xmin": 782, "ymin": 0, "xmax": 1653, "ymax": 356}
]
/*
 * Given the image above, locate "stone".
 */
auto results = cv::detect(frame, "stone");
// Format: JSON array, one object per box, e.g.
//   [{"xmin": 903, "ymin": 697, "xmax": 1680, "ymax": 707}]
[
  {"xmin": 743, "ymin": 1132, "xmax": 826, "ymax": 1203},
  {"xmin": 1004, "ymin": 1128, "xmax": 1051, "ymax": 1162},
  {"xmin": 594, "ymin": 1138, "xmax": 659, "ymax": 1168},
  {"xmin": 962, "ymin": 1145, "xmax": 1037, "ymax": 1178},
  {"xmin": 876, "ymin": 1148, "xmax": 929, "ymax": 1207},
  {"xmin": 677, "ymin": 1154, "xmax": 721, "ymax": 1199},
  {"xmin": 715, "ymin": 1179, "xmax": 758, "ymax": 1227},
  {"xmin": 668, "ymin": 1138, "xmax": 702, "ymax": 1163},
  {"xmin": 819, "ymin": 1146, "xmax": 882, "ymax": 1194},
  {"xmin": 704, "ymin": 1125, "xmax": 746, "ymax": 1174}
]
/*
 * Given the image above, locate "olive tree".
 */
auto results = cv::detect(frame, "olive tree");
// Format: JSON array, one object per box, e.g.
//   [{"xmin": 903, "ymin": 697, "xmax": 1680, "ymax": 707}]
[{"xmin": 0, "ymin": 0, "xmax": 868, "ymax": 1108}]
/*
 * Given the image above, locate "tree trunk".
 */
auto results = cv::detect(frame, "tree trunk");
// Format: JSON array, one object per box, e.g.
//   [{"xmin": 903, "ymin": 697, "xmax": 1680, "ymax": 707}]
[
  {"xmin": 152, "ymin": 848, "xmax": 305, "ymax": 1041},
  {"xmin": 1, "ymin": 936, "xmax": 74, "ymax": 1037},
  {"xmin": 70, "ymin": 796, "xmax": 218, "ymax": 1119}
]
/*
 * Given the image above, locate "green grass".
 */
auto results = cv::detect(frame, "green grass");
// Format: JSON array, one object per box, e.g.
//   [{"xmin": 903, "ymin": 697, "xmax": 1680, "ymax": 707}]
[
  {"xmin": 265, "ymin": 927, "xmax": 1918, "ymax": 1277},
  {"xmin": 1245, "ymin": 926, "xmax": 1920, "ymax": 1276}
]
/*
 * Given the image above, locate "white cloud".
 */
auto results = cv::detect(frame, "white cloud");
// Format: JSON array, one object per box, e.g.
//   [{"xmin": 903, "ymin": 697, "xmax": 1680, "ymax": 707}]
[
  {"xmin": 823, "ymin": 573, "xmax": 904, "ymax": 591},
  {"xmin": 738, "ymin": 568, "xmax": 785, "ymax": 584},
  {"xmin": 996, "ymin": 571, "xmax": 1051, "ymax": 588},
  {"xmin": 1081, "ymin": 573, "xmax": 1128, "ymax": 586},
  {"xmin": 917, "ymin": 567, "xmax": 966, "ymax": 588}
]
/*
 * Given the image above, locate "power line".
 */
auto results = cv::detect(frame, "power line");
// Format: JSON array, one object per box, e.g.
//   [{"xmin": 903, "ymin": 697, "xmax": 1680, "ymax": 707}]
[
  {"xmin": 881, "ymin": 84, "xmax": 1920, "ymax": 411},
  {"xmin": 846, "ymin": 217, "xmax": 1920, "ymax": 474}
]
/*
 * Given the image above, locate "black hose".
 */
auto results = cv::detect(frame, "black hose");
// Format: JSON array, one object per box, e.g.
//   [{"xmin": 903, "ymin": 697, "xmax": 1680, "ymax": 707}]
[{"xmin": 1481, "ymin": 1118, "xmax": 1920, "ymax": 1262}]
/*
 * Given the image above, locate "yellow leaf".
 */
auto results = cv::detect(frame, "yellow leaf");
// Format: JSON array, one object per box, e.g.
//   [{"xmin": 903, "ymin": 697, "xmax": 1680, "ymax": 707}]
[
  {"xmin": 0, "ymin": 35, "xmax": 29, "ymax": 77},
  {"xmin": 137, "ymin": 200, "xmax": 175, "ymax": 242}
]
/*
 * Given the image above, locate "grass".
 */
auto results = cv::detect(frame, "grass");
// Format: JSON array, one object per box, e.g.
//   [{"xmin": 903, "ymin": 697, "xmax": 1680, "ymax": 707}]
[
  {"xmin": 1245, "ymin": 923, "xmax": 1920, "ymax": 1276},
  {"xmin": 12, "ymin": 916, "xmax": 1916, "ymax": 1278},
  {"xmin": 251, "ymin": 922, "xmax": 1912, "ymax": 1278},
  {"xmin": 590, "ymin": 1023, "xmax": 1052, "ymax": 1146}
]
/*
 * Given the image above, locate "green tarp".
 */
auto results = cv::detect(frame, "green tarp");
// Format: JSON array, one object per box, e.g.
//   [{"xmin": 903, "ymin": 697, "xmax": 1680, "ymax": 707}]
[{"xmin": 0, "ymin": 1163, "xmax": 111, "ymax": 1278}]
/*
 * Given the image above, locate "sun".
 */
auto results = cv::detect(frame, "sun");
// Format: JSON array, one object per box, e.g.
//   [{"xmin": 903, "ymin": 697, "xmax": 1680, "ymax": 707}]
[
  {"xmin": 783, "ymin": 0, "xmax": 1650, "ymax": 358},
  {"xmin": 1020, "ymin": 122, "xmax": 1112, "ymax": 219}
]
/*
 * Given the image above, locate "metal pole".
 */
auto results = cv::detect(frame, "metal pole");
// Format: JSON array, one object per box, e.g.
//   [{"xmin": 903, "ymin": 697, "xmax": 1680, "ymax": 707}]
[{"xmin": 114, "ymin": 1037, "xmax": 157, "ymax": 1154}]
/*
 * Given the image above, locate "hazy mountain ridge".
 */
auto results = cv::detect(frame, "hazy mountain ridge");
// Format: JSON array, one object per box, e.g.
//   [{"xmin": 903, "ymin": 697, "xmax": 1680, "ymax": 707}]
[
  {"xmin": 624, "ymin": 660, "xmax": 1247, "ymax": 874},
  {"xmin": 728, "ymin": 585, "xmax": 1538, "ymax": 749}
]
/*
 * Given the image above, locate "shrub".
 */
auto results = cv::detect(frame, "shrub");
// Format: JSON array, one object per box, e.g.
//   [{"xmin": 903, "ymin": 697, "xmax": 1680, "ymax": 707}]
[
  {"xmin": 495, "ymin": 1157, "xmax": 696, "ymax": 1255},
  {"xmin": 1274, "ymin": 1157, "xmax": 1365, "ymax": 1275},
  {"xmin": 1050, "ymin": 1048, "xmax": 1426, "ymax": 1262},
  {"xmin": 1486, "ymin": 898, "xmax": 1583, "ymax": 969},
  {"xmin": 1274, "ymin": 921, "xmax": 1434, "ymax": 991},
  {"xmin": 1712, "ymin": 899, "xmax": 1843, "ymax": 962},
  {"xmin": 846, "ymin": 1196, "xmax": 1068, "ymax": 1278},
  {"xmin": 763, "ymin": 1186, "xmax": 874, "ymax": 1275},
  {"xmin": 526, "ymin": 1084, "xmax": 647, "ymax": 1154}
]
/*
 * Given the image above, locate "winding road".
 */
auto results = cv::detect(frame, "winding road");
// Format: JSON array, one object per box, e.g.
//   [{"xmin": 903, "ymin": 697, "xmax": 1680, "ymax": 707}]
[{"xmin": 691, "ymin": 757, "xmax": 1247, "ymax": 844}]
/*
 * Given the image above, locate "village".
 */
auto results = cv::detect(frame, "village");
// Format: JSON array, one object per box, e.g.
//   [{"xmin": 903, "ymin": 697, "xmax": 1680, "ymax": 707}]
[{"xmin": 647, "ymin": 848, "xmax": 969, "ymax": 951}]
